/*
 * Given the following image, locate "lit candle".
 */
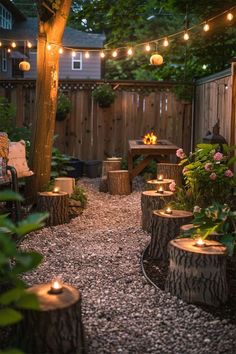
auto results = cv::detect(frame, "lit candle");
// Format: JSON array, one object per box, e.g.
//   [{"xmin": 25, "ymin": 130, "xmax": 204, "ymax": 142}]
[
  {"xmin": 49, "ymin": 279, "xmax": 63, "ymax": 294},
  {"xmin": 157, "ymin": 186, "xmax": 164, "ymax": 194},
  {"xmin": 195, "ymin": 238, "xmax": 206, "ymax": 247},
  {"xmin": 165, "ymin": 207, "xmax": 172, "ymax": 214},
  {"xmin": 157, "ymin": 174, "xmax": 164, "ymax": 181},
  {"xmin": 53, "ymin": 186, "xmax": 60, "ymax": 194}
]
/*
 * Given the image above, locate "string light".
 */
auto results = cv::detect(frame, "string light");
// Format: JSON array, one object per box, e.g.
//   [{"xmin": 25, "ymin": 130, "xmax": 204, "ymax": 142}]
[
  {"xmin": 227, "ymin": 12, "xmax": 233, "ymax": 21},
  {"xmin": 127, "ymin": 48, "xmax": 133, "ymax": 55},
  {"xmin": 85, "ymin": 51, "xmax": 90, "ymax": 58},
  {"xmin": 11, "ymin": 41, "xmax": 16, "ymax": 48},
  {"xmin": 112, "ymin": 50, "xmax": 118, "ymax": 57},
  {"xmin": 203, "ymin": 22, "xmax": 210, "ymax": 32},
  {"xmin": 100, "ymin": 51, "xmax": 105, "ymax": 58},
  {"xmin": 0, "ymin": 42, "xmax": 2, "ymax": 47},
  {"xmin": 145, "ymin": 44, "xmax": 151, "ymax": 51},
  {"xmin": 27, "ymin": 41, "xmax": 32, "ymax": 48},
  {"xmin": 47, "ymin": 43, "xmax": 51, "ymax": 51},
  {"xmin": 59, "ymin": 47, "xmax": 63, "ymax": 54},
  {"xmin": 7, "ymin": 48, "xmax": 11, "ymax": 53},
  {"xmin": 183, "ymin": 31, "xmax": 189, "ymax": 41},
  {"xmin": 163, "ymin": 37, "xmax": 169, "ymax": 47},
  {"xmin": 72, "ymin": 51, "xmax": 76, "ymax": 57}
]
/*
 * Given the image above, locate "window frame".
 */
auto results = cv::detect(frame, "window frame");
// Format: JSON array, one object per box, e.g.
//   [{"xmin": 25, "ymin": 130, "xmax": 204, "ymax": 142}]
[
  {"xmin": 71, "ymin": 51, "xmax": 82, "ymax": 71},
  {"xmin": 1, "ymin": 48, "xmax": 7, "ymax": 72},
  {"xmin": 0, "ymin": 4, "xmax": 12, "ymax": 29}
]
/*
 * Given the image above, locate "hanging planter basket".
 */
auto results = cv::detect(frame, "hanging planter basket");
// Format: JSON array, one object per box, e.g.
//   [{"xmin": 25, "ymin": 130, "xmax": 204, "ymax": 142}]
[
  {"xmin": 56, "ymin": 93, "xmax": 72, "ymax": 121},
  {"xmin": 92, "ymin": 84, "xmax": 116, "ymax": 108}
]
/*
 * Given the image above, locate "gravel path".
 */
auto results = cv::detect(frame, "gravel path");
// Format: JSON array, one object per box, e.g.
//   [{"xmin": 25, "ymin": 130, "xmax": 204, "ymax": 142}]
[{"xmin": 22, "ymin": 178, "xmax": 236, "ymax": 354}]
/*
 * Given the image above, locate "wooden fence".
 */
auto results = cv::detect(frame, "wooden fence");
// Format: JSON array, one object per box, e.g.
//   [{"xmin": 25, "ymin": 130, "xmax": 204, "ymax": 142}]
[{"xmin": 0, "ymin": 80, "xmax": 192, "ymax": 161}]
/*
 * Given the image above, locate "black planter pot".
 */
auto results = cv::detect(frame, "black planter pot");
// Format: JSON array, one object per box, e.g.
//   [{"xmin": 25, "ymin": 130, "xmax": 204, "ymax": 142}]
[
  {"xmin": 56, "ymin": 112, "xmax": 68, "ymax": 121},
  {"xmin": 66, "ymin": 159, "xmax": 84, "ymax": 178}
]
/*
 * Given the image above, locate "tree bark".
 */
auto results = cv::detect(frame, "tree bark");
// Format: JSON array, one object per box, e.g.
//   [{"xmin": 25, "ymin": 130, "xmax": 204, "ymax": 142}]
[
  {"xmin": 102, "ymin": 160, "xmax": 121, "ymax": 177},
  {"xmin": 141, "ymin": 191, "xmax": 173, "ymax": 233},
  {"xmin": 16, "ymin": 283, "xmax": 84, "ymax": 354},
  {"xmin": 165, "ymin": 238, "xmax": 228, "ymax": 307},
  {"xmin": 149, "ymin": 210, "xmax": 193, "ymax": 261},
  {"xmin": 108, "ymin": 170, "xmax": 131, "ymax": 195},
  {"xmin": 26, "ymin": 1, "xmax": 72, "ymax": 202},
  {"xmin": 37, "ymin": 191, "xmax": 69, "ymax": 226},
  {"xmin": 156, "ymin": 163, "xmax": 183, "ymax": 186}
]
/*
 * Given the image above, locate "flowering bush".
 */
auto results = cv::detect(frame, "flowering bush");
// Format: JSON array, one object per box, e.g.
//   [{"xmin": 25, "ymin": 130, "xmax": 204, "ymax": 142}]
[{"xmin": 177, "ymin": 144, "xmax": 236, "ymax": 207}]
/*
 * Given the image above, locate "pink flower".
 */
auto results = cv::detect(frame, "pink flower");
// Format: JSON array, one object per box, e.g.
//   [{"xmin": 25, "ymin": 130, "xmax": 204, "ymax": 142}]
[
  {"xmin": 225, "ymin": 169, "xmax": 234, "ymax": 178},
  {"xmin": 210, "ymin": 172, "xmax": 217, "ymax": 180},
  {"xmin": 213, "ymin": 152, "xmax": 223, "ymax": 162},
  {"xmin": 204, "ymin": 163, "xmax": 212, "ymax": 172},
  {"xmin": 176, "ymin": 148, "xmax": 186, "ymax": 159},
  {"xmin": 169, "ymin": 181, "xmax": 176, "ymax": 192}
]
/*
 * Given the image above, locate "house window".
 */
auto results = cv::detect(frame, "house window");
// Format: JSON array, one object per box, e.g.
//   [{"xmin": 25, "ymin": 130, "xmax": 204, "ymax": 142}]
[
  {"xmin": 72, "ymin": 52, "xmax": 82, "ymax": 70},
  {"xmin": 0, "ymin": 4, "xmax": 12, "ymax": 29},
  {"xmin": 1, "ymin": 48, "xmax": 7, "ymax": 72}
]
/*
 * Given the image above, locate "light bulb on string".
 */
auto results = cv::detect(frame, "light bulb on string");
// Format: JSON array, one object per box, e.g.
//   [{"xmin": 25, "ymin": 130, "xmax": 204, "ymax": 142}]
[
  {"xmin": 47, "ymin": 43, "xmax": 51, "ymax": 51},
  {"xmin": 112, "ymin": 50, "xmax": 118, "ymax": 58},
  {"xmin": 163, "ymin": 37, "xmax": 169, "ymax": 47},
  {"xmin": 100, "ymin": 51, "xmax": 105, "ymax": 58},
  {"xmin": 11, "ymin": 41, "xmax": 16, "ymax": 48},
  {"xmin": 58, "ymin": 47, "xmax": 63, "ymax": 54},
  {"xmin": 0, "ymin": 42, "xmax": 2, "ymax": 47},
  {"xmin": 203, "ymin": 22, "xmax": 210, "ymax": 32},
  {"xmin": 7, "ymin": 48, "xmax": 11, "ymax": 53},
  {"xmin": 145, "ymin": 44, "xmax": 151, "ymax": 52},
  {"xmin": 27, "ymin": 41, "xmax": 32, "ymax": 48},
  {"xmin": 85, "ymin": 51, "xmax": 90, "ymax": 58},
  {"xmin": 183, "ymin": 31, "xmax": 189, "ymax": 41},
  {"xmin": 227, "ymin": 12, "xmax": 233, "ymax": 21},
  {"xmin": 127, "ymin": 48, "xmax": 133, "ymax": 56},
  {"xmin": 72, "ymin": 51, "xmax": 76, "ymax": 57}
]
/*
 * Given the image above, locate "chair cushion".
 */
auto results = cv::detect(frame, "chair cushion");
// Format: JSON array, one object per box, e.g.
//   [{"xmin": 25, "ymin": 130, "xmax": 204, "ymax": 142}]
[{"xmin": 7, "ymin": 140, "xmax": 33, "ymax": 178}]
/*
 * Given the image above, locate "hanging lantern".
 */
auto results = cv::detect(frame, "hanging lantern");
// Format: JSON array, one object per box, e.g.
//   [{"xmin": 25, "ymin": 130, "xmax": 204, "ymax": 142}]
[
  {"xmin": 19, "ymin": 61, "xmax": 31, "ymax": 71},
  {"xmin": 150, "ymin": 53, "xmax": 163, "ymax": 66}
]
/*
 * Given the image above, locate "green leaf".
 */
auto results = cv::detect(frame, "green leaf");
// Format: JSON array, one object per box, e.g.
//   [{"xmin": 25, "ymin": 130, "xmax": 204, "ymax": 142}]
[
  {"xmin": 15, "ymin": 292, "xmax": 39, "ymax": 310},
  {"xmin": 220, "ymin": 234, "xmax": 235, "ymax": 257},
  {"xmin": 0, "ymin": 308, "xmax": 22, "ymax": 326},
  {"xmin": 0, "ymin": 288, "xmax": 24, "ymax": 305},
  {"xmin": 13, "ymin": 252, "xmax": 43, "ymax": 274},
  {"xmin": 0, "ymin": 190, "xmax": 23, "ymax": 202},
  {"xmin": 0, "ymin": 349, "xmax": 24, "ymax": 354},
  {"xmin": 227, "ymin": 156, "xmax": 236, "ymax": 166},
  {"xmin": 15, "ymin": 213, "xmax": 48, "ymax": 237}
]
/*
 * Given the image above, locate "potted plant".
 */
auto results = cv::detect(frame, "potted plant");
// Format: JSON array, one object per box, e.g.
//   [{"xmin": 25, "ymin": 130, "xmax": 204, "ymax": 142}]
[
  {"xmin": 56, "ymin": 93, "xmax": 72, "ymax": 121},
  {"xmin": 92, "ymin": 83, "xmax": 115, "ymax": 108}
]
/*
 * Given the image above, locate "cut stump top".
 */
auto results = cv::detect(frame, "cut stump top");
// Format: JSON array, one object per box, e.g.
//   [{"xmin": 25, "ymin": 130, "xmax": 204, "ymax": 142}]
[
  {"xmin": 170, "ymin": 238, "xmax": 227, "ymax": 255},
  {"xmin": 27, "ymin": 283, "xmax": 81, "ymax": 311},
  {"xmin": 147, "ymin": 179, "xmax": 173, "ymax": 185},
  {"xmin": 142, "ymin": 190, "xmax": 174, "ymax": 197},
  {"xmin": 154, "ymin": 209, "xmax": 193, "ymax": 219},
  {"xmin": 38, "ymin": 191, "xmax": 68, "ymax": 198}
]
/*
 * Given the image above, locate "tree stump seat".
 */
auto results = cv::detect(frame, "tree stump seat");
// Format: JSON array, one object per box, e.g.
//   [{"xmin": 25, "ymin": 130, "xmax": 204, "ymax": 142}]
[
  {"xmin": 146, "ymin": 178, "xmax": 173, "ymax": 191},
  {"xmin": 99, "ymin": 159, "xmax": 122, "ymax": 193},
  {"xmin": 141, "ymin": 190, "xmax": 173, "ymax": 232},
  {"xmin": 165, "ymin": 238, "xmax": 228, "ymax": 307},
  {"xmin": 149, "ymin": 209, "xmax": 193, "ymax": 261},
  {"xmin": 108, "ymin": 170, "xmax": 131, "ymax": 195},
  {"xmin": 156, "ymin": 163, "xmax": 183, "ymax": 186},
  {"xmin": 16, "ymin": 283, "xmax": 84, "ymax": 354},
  {"xmin": 37, "ymin": 191, "xmax": 69, "ymax": 226}
]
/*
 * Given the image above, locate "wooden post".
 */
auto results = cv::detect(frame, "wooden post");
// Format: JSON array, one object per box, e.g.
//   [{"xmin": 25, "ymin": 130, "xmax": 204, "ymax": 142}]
[
  {"xmin": 156, "ymin": 163, "xmax": 183, "ymax": 186},
  {"xmin": 54, "ymin": 177, "xmax": 75, "ymax": 196},
  {"xmin": 141, "ymin": 190, "xmax": 173, "ymax": 233},
  {"xmin": 37, "ymin": 191, "xmax": 69, "ymax": 226},
  {"xmin": 99, "ymin": 159, "xmax": 121, "ymax": 192},
  {"xmin": 16, "ymin": 283, "xmax": 84, "ymax": 354},
  {"xmin": 149, "ymin": 209, "xmax": 193, "ymax": 261},
  {"xmin": 165, "ymin": 238, "xmax": 228, "ymax": 307},
  {"xmin": 108, "ymin": 170, "xmax": 131, "ymax": 195}
]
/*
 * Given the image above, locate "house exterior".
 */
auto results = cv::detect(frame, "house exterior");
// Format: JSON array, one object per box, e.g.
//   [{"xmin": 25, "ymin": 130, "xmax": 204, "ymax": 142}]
[{"xmin": 0, "ymin": 0, "xmax": 105, "ymax": 80}]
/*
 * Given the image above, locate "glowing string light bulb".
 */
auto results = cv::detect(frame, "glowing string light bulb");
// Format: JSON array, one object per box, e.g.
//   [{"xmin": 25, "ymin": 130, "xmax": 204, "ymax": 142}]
[
  {"xmin": 227, "ymin": 12, "xmax": 233, "ymax": 21},
  {"xmin": 72, "ymin": 51, "xmax": 76, "ymax": 57},
  {"xmin": 112, "ymin": 50, "xmax": 118, "ymax": 58},
  {"xmin": 7, "ymin": 48, "xmax": 11, "ymax": 53},
  {"xmin": 127, "ymin": 48, "xmax": 133, "ymax": 56},
  {"xmin": 85, "ymin": 51, "xmax": 90, "ymax": 58},
  {"xmin": 0, "ymin": 42, "xmax": 2, "ymax": 47},
  {"xmin": 100, "ymin": 51, "xmax": 105, "ymax": 58},
  {"xmin": 27, "ymin": 41, "xmax": 32, "ymax": 48},
  {"xmin": 145, "ymin": 44, "xmax": 151, "ymax": 52},
  {"xmin": 58, "ymin": 47, "xmax": 63, "ymax": 54},
  {"xmin": 11, "ymin": 41, "xmax": 16, "ymax": 48},
  {"xmin": 163, "ymin": 37, "xmax": 169, "ymax": 47},
  {"xmin": 203, "ymin": 22, "xmax": 210, "ymax": 32},
  {"xmin": 183, "ymin": 31, "xmax": 190, "ymax": 41}
]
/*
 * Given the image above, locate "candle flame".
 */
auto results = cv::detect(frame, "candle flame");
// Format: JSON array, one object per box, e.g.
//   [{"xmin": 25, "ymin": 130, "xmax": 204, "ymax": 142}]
[
  {"xmin": 195, "ymin": 238, "xmax": 206, "ymax": 247},
  {"xmin": 49, "ymin": 278, "xmax": 63, "ymax": 294},
  {"xmin": 53, "ymin": 186, "xmax": 60, "ymax": 193},
  {"xmin": 157, "ymin": 174, "xmax": 164, "ymax": 181}
]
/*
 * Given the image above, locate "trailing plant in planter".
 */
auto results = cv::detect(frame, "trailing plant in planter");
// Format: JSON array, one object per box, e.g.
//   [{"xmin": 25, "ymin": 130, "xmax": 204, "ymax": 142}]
[
  {"xmin": 92, "ymin": 84, "xmax": 115, "ymax": 108},
  {"xmin": 56, "ymin": 93, "xmax": 72, "ymax": 121}
]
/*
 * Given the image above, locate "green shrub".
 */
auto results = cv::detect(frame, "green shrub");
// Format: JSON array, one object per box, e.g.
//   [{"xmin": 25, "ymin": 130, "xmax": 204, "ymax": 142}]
[
  {"xmin": 70, "ymin": 186, "xmax": 87, "ymax": 208},
  {"xmin": 92, "ymin": 84, "xmax": 115, "ymax": 108}
]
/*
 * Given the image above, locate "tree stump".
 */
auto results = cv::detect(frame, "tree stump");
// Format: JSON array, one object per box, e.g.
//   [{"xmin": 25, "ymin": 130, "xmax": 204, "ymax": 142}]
[
  {"xmin": 54, "ymin": 177, "xmax": 75, "ymax": 196},
  {"xmin": 180, "ymin": 223, "xmax": 194, "ymax": 234},
  {"xmin": 16, "ymin": 283, "xmax": 84, "ymax": 354},
  {"xmin": 37, "ymin": 191, "xmax": 69, "ymax": 226},
  {"xmin": 102, "ymin": 159, "xmax": 121, "ymax": 177},
  {"xmin": 141, "ymin": 190, "xmax": 173, "ymax": 233},
  {"xmin": 165, "ymin": 238, "xmax": 228, "ymax": 307},
  {"xmin": 146, "ymin": 178, "xmax": 173, "ymax": 191},
  {"xmin": 108, "ymin": 170, "xmax": 131, "ymax": 195},
  {"xmin": 149, "ymin": 209, "xmax": 193, "ymax": 261},
  {"xmin": 156, "ymin": 163, "xmax": 183, "ymax": 186}
]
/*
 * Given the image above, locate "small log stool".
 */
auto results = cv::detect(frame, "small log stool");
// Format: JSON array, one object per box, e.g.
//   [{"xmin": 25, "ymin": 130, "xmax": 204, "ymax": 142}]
[
  {"xmin": 108, "ymin": 170, "xmax": 131, "ymax": 195},
  {"xmin": 156, "ymin": 163, "xmax": 183, "ymax": 186},
  {"xmin": 16, "ymin": 283, "xmax": 84, "ymax": 354},
  {"xmin": 180, "ymin": 223, "xmax": 194, "ymax": 235},
  {"xmin": 141, "ymin": 190, "xmax": 173, "ymax": 233},
  {"xmin": 165, "ymin": 238, "xmax": 228, "ymax": 307},
  {"xmin": 37, "ymin": 191, "xmax": 69, "ymax": 226},
  {"xmin": 147, "ymin": 178, "xmax": 173, "ymax": 191},
  {"xmin": 149, "ymin": 209, "xmax": 193, "ymax": 261},
  {"xmin": 54, "ymin": 177, "xmax": 75, "ymax": 196},
  {"xmin": 99, "ymin": 159, "xmax": 122, "ymax": 193}
]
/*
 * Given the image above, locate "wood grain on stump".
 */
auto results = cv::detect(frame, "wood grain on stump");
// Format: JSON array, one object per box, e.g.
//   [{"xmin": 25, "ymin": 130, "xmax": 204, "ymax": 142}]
[
  {"xmin": 141, "ymin": 190, "xmax": 173, "ymax": 233},
  {"xmin": 165, "ymin": 238, "xmax": 228, "ymax": 307},
  {"xmin": 37, "ymin": 191, "xmax": 69, "ymax": 226},
  {"xmin": 102, "ymin": 160, "xmax": 121, "ymax": 177},
  {"xmin": 149, "ymin": 209, "xmax": 193, "ymax": 261},
  {"xmin": 16, "ymin": 283, "xmax": 84, "ymax": 354},
  {"xmin": 108, "ymin": 170, "xmax": 131, "ymax": 195},
  {"xmin": 146, "ymin": 178, "xmax": 173, "ymax": 191},
  {"xmin": 156, "ymin": 163, "xmax": 183, "ymax": 186}
]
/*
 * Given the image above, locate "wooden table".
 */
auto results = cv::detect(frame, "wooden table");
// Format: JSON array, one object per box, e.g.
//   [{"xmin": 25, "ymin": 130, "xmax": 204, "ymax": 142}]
[{"xmin": 128, "ymin": 139, "xmax": 179, "ymax": 181}]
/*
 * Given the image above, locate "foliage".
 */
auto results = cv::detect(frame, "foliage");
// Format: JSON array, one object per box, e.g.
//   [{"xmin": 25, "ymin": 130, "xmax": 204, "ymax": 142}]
[
  {"xmin": 70, "ymin": 186, "xmax": 87, "ymax": 208},
  {"xmin": 56, "ymin": 93, "xmax": 72, "ymax": 120},
  {"xmin": 51, "ymin": 146, "xmax": 73, "ymax": 179},
  {"xmin": 92, "ymin": 84, "xmax": 116, "ymax": 108},
  {"xmin": 180, "ymin": 203, "xmax": 236, "ymax": 256},
  {"xmin": 0, "ymin": 190, "xmax": 47, "ymax": 353},
  {"xmin": 177, "ymin": 144, "xmax": 236, "ymax": 208}
]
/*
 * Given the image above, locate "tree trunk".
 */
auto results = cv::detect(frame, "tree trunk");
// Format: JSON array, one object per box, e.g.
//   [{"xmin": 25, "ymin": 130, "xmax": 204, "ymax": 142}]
[
  {"xmin": 26, "ymin": 1, "xmax": 72, "ymax": 202},
  {"xmin": 37, "ymin": 191, "xmax": 69, "ymax": 226},
  {"xmin": 102, "ymin": 160, "xmax": 121, "ymax": 177},
  {"xmin": 141, "ymin": 190, "xmax": 173, "ymax": 233},
  {"xmin": 54, "ymin": 177, "xmax": 75, "ymax": 196},
  {"xmin": 16, "ymin": 283, "xmax": 84, "ymax": 354},
  {"xmin": 108, "ymin": 170, "xmax": 131, "ymax": 195},
  {"xmin": 165, "ymin": 238, "xmax": 228, "ymax": 307},
  {"xmin": 149, "ymin": 210, "xmax": 193, "ymax": 261},
  {"xmin": 146, "ymin": 178, "xmax": 173, "ymax": 191},
  {"xmin": 156, "ymin": 163, "xmax": 183, "ymax": 186}
]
